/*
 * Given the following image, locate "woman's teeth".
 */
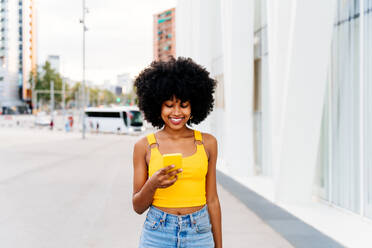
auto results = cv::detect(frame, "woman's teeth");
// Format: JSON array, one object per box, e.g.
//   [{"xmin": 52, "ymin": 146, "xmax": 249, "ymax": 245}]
[{"xmin": 170, "ymin": 117, "xmax": 183, "ymax": 124}]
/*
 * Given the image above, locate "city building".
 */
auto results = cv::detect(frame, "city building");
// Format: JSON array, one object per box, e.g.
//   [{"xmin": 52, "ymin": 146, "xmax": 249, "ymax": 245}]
[
  {"xmin": 0, "ymin": 0, "xmax": 37, "ymax": 110},
  {"xmin": 102, "ymin": 79, "xmax": 112, "ymax": 91},
  {"xmin": 153, "ymin": 8, "xmax": 176, "ymax": 61},
  {"xmin": 117, "ymin": 73, "xmax": 133, "ymax": 95},
  {"xmin": 47, "ymin": 55, "xmax": 60, "ymax": 73},
  {"xmin": 176, "ymin": 0, "xmax": 372, "ymax": 247}
]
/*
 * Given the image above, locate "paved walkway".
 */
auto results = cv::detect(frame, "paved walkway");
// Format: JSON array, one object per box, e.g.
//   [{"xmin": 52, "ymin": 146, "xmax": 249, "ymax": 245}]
[{"xmin": 0, "ymin": 128, "xmax": 293, "ymax": 248}]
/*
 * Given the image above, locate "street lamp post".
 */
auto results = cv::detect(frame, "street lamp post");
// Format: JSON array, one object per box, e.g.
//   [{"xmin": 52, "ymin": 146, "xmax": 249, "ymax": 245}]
[
  {"xmin": 50, "ymin": 80, "xmax": 54, "ymax": 121},
  {"xmin": 62, "ymin": 79, "xmax": 66, "ymax": 121},
  {"xmin": 80, "ymin": 0, "xmax": 88, "ymax": 139}
]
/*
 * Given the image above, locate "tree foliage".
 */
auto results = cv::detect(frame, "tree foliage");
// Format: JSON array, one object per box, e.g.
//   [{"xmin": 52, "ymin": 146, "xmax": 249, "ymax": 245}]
[
  {"xmin": 34, "ymin": 61, "xmax": 67, "ymax": 105},
  {"xmin": 32, "ymin": 61, "xmax": 133, "ymax": 109}
]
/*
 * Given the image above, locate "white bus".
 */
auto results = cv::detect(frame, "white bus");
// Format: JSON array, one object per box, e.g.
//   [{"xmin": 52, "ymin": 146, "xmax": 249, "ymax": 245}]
[{"xmin": 85, "ymin": 106, "xmax": 145, "ymax": 134}]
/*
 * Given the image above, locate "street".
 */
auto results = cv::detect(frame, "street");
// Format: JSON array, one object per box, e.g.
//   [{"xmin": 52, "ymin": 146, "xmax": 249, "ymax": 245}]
[{"xmin": 0, "ymin": 128, "xmax": 293, "ymax": 248}]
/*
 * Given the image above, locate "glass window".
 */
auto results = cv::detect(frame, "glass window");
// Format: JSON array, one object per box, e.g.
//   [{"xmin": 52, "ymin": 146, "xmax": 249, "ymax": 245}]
[
  {"xmin": 85, "ymin": 111, "xmax": 121, "ymax": 118},
  {"xmin": 331, "ymin": 0, "xmax": 361, "ymax": 213},
  {"xmin": 253, "ymin": 0, "xmax": 268, "ymax": 175},
  {"xmin": 129, "ymin": 111, "xmax": 143, "ymax": 127},
  {"xmin": 319, "ymin": 0, "xmax": 362, "ymax": 213},
  {"xmin": 363, "ymin": 0, "xmax": 372, "ymax": 219}
]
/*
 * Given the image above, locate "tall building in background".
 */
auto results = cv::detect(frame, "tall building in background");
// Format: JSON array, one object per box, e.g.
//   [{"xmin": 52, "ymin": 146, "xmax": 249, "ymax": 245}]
[
  {"xmin": 153, "ymin": 8, "xmax": 176, "ymax": 61},
  {"xmin": 0, "ymin": 0, "xmax": 37, "ymax": 109},
  {"xmin": 47, "ymin": 55, "xmax": 60, "ymax": 73},
  {"xmin": 117, "ymin": 73, "xmax": 133, "ymax": 94}
]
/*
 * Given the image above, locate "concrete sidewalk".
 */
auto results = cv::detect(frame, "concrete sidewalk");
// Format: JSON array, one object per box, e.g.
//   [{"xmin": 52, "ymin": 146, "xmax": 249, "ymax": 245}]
[
  {"xmin": 0, "ymin": 128, "xmax": 292, "ymax": 247},
  {"xmin": 217, "ymin": 184, "xmax": 293, "ymax": 247}
]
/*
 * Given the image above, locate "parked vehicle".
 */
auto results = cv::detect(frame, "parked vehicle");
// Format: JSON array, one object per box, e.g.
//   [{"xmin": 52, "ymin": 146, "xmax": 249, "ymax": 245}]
[
  {"xmin": 84, "ymin": 106, "xmax": 145, "ymax": 134},
  {"xmin": 34, "ymin": 111, "xmax": 51, "ymax": 126},
  {"xmin": 1, "ymin": 105, "xmax": 30, "ymax": 115}
]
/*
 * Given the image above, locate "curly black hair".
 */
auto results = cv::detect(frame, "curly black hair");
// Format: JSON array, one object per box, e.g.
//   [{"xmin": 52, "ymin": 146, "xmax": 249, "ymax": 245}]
[{"xmin": 134, "ymin": 57, "xmax": 217, "ymax": 128}]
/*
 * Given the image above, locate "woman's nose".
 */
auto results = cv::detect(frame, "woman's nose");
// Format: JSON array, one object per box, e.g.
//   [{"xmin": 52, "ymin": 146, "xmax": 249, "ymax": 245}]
[{"xmin": 173, "ymin": 104, "xmax": 182, "ymax": 114}]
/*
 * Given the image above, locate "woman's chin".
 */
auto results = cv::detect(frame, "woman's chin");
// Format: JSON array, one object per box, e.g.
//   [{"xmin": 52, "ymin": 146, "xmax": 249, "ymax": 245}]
[{"xmin": 165, "ymin": 122, "xmax": 187, "ymax": 130}]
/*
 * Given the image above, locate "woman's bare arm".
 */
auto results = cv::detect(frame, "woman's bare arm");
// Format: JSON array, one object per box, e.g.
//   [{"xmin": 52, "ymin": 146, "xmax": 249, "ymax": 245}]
[
  {"xmin": 132, "ymin": 138, "xmax": 156, "ymax": 214},
  {"xmin": 132, "ymin": 137, "xmax": 181, "ymax": 214},
  {"xmin": 204, "ymin": 133, "xmax": 222, "ymax": 248}
]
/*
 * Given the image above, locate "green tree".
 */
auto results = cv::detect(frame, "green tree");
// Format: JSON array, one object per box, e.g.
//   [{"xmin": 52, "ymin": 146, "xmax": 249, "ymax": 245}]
[
  {"xmin": 89, "ymin": 87, "xmax": 100, "ymax": 106},
  {"xmin": 102, "ymin": 89, "xmax": 116, "ymax": 105},
  {"xmin": 34, "ymin": 61, "xmax": 64, "ymax": 106},
  {"xmin": 65, "ymin": 82, "xmax": 81, "ymax": 107}
]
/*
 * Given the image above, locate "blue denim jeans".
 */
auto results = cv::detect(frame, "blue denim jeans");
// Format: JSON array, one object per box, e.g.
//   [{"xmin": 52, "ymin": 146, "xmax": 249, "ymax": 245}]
[{"xmin": 139, "ymin": 205, "xmax": 215, "ymax": 248}]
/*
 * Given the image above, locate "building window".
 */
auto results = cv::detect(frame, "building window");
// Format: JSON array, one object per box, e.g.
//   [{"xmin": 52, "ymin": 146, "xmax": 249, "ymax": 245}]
[
  {"xmin": 253, "ymin": 0, "xmax": 268, "ymax": 175},
  {"xmin": 363, "ymin": 0, "xmax": 372, "ymax": 219},
  {"xmin": 318, "ymin": 0, "xmax": 372, "ymax": 218}
]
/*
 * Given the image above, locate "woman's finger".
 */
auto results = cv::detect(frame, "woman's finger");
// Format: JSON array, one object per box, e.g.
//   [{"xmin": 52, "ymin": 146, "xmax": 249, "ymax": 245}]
[
  {"xmin": 161, "ymin": 165, "xmax": 175, "ymax": 174},
  {"xmin": 161, "ymin": 175, "xmax": 178, "ymax": 188},
  {"xmin": 167, "ymin": 169, "xmax": 182, "ymax": 177}
]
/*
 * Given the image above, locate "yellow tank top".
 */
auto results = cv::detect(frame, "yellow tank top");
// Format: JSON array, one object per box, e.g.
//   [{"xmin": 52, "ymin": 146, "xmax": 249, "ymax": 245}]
[{"xmin": 147, "ymin": 130, "xmax": 208, "ymax": 208}]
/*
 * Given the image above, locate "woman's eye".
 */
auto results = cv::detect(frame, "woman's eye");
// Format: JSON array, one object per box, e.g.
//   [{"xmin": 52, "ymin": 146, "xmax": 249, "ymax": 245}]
[
  {"xmin": 165, "ymin": 104, "xmax": 173, "ymax": 108},
  {"xmin": 181, "ymin": 104, "xmax": 189, "ymax": 108}
]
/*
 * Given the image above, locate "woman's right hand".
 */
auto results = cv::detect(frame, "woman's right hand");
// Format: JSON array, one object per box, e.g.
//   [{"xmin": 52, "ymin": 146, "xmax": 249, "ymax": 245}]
[{"xmin": 149, "ymin": 165, "xmax": 182, "ymax": 189}]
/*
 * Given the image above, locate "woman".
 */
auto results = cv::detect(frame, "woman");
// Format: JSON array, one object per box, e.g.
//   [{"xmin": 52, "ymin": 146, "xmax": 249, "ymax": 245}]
[{"xmin": 132, "ymin": 57, "xmax": 222, "ymax": 248}]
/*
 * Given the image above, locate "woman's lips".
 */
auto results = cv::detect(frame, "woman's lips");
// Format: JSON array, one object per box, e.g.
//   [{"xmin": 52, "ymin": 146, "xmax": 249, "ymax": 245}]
[{"xmin": 169, "ymin": 117, "xmax": 184, "ymax": 125}]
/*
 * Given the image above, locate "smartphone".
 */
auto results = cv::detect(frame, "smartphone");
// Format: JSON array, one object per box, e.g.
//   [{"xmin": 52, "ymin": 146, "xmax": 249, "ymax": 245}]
[{"xmin": 163, "ymin": 153, "xmax": 183, "ymax": 175}]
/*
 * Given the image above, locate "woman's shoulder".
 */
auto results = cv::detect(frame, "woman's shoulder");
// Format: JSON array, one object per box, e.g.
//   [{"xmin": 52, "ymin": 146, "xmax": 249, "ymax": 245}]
[
  {"xmin": 134, "ymin": 135, "xmax": 151, "ymax": 153},
  {"xmin": 198, "ymin": 131, "xmax": 217, "ymax": 146},
  {"xmin": 196, "ymin": 131, "xmax": 217, "ymax": 159}
]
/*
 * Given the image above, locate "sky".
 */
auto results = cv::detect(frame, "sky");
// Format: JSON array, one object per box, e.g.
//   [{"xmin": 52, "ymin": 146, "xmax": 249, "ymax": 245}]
[{"xmin": 37, "ymin": 0, "xmax": 177, "ymax": 85}]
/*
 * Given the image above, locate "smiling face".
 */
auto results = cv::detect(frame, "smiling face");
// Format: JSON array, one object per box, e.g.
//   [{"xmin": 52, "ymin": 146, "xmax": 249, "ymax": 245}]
[{"xmin": 161, "ymin": 96, "xmax": 191, "ymax": 130}]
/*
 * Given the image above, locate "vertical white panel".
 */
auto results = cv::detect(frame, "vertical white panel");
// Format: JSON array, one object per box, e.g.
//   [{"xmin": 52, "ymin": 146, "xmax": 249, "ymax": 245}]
[
  {"xmin": 275, "ymin": 0, "xmax": 336, "ymax": 204},
  {"xmin": 221, "ymin": 0, "xmax": 255, "ymax": 177},
  {"xmin": 266, "ymin": 0, "xmax": 295, "ymax": 182},
  {"xmin": 316, "ymin": 84, "xmax": 331, "ymax": 200}
]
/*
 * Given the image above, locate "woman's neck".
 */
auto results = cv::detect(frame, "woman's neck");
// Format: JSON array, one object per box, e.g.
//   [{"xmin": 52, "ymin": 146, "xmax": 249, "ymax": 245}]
[{"xmin": 162, "ymin": 125, "xmax": 191, "ymax": 139}]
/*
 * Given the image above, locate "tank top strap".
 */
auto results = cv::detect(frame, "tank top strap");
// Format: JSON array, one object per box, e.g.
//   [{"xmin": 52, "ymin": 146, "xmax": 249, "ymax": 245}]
[
  {"xmin": 194, "ymin": 130, "xmax": 203, "ymax": 142},
  {"xmin": 146, "ymin": 133, "xmax": 158, "ymax": 148}
]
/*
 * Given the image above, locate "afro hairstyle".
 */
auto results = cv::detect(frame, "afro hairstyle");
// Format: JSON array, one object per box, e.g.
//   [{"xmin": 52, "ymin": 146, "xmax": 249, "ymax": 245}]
[{"xmin": 134, "ymin": 57, "xmax": 217, "ymax": 128}]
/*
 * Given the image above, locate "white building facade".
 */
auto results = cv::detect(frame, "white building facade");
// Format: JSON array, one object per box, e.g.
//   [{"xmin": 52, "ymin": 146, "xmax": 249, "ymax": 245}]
[
  {"xmin": 0, "ymin": 0, "xmax": 36, "ymax": 109},
  {"xmin": 47, "ymin": 55, "xmax": 60, "ymax": 74},
  {"xmin": 176, "ymin": 0, "xmax": 372, "ymax": 247}
]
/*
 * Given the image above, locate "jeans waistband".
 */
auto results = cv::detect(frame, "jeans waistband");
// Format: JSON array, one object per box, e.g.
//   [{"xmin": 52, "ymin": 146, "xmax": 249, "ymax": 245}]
[{"xmin": 147, "ymin": 205, "xmax": 209, "ymax": 225}]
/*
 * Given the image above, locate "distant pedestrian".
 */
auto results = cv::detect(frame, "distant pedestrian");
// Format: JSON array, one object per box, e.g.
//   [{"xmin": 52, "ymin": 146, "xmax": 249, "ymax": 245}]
[
  {"xmin": 50, "ymin": 119, "xmax": 54, "ymax": 130},
  {"xmin": 96, "ymin": 122, "xmax": 99, "ymax": 133},
  {"xmin": 68, "ymin": 116, "xmax": 74, "ymax": 129},
  {"xmin": 132, "ymin": 57, "xmax": 221, "ymax": 248},
  {"xmin": 65, "ymin": 120, "xmax": 70, "ymax": 132}
]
